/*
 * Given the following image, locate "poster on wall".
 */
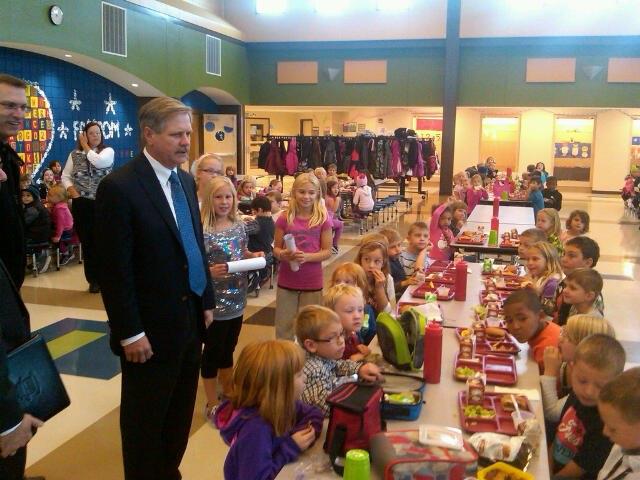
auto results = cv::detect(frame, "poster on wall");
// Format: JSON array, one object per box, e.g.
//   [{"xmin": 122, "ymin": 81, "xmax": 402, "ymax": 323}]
[
  {"xmin": 342, "ymin": 122, "xmax": 357, "ymax": 133},
  {"xmin": 554, "ymin": 142, "xmax": 591, "ymax": 158},
  {"xmin": 203, "ymin": 114, "xmax": 237, "ymax": 167}
]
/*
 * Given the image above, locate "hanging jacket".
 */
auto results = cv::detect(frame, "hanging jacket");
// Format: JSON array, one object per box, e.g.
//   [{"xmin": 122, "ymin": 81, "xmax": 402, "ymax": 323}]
[
  {"xmin": 426, "ymin": 154, "xmax": 439, "ymax": 180},
  {"xmin": 429, "ymin": 203, "xmax": 455, "ymax": 261},
  {"xmin": 336, "ymin": 140, "xmax": 345, "ymax": 171},
  {"xmin": 310, "ymin": 139, "xmax": 321, "ymax": 168},
  {"xmin": 299, "ymin": 138, "xmax": 312, "ymax": 172},
  {"xmin": 372, "ymin": 139, "xmax": 386, "ymax": 179},
  {"xmin": 414, "ymin": 140, "xmax": 425, "ymax": 178},
  {"xmin": 348, "ymin": 147, "xmax": 360, "ymax": 179},
  {"xmin": 323, "ymin": 139, "xmax": 336, "ymax": 167},
  {"xmin": 389, "ymin": 139, "xmax": 402, "ymax": 177},
  {"xmin": 258, "ymin": 141, "xmax": 270, "ymax": 170},
  {"xmin": 408, "ymin": 139, "xmax": 419, "ymax": 169},
  {"xmin": 401, "ymin": 140, "xmax": 410, "ymax": 171},
  {"xmin": 284, "ymin": 137, "xmax": 299, "ymax": 176},
  {"xmin": 264, "ymin": 140, "xmax": 279, "ymax": 175}
]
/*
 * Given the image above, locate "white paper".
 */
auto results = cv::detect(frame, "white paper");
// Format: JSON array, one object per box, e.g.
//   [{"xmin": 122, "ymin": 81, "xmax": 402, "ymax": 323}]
[
  {"xmin": 492, "ymin": 386, "xmax": 541, "ymax": 401},
  {"xmin": 283, "ymin": 233, "xmax": 300, "ymax": 272},
  {"xmin": 226, "ymin": 257, "xmax": 266, "ymax": 274}
]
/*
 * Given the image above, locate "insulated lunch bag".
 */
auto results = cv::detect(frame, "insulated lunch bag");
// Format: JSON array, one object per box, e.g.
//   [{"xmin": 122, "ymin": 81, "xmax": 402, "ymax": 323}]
[
  {"xmin": 324, "ymin": 382, "xmax": 384, "ymax": 474},
  {"xmin": 377, "ymin": 309, "xmax": 426, "ymax": 371}
]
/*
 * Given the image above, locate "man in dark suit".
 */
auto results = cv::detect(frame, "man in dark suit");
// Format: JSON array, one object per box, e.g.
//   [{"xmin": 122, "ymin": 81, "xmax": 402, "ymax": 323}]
[
  {"xmin": 0, "ymin": 259, "xmax": 43, "ymax": 479},
  {"xmin": 95, "ymin": 97, "xmax": 215, "ymax": 480}
]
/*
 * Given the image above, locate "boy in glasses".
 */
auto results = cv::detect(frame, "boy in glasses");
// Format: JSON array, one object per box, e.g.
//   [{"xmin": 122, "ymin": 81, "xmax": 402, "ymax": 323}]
[{"xmin": 295, "ymin": 305, "xmax": 382, "ymax": 416}]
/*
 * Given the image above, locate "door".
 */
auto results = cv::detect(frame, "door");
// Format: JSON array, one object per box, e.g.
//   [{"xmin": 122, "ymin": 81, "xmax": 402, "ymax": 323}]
[{"xmin": 300, "ymin": 119, "xmax": 313, "ymax": 136}]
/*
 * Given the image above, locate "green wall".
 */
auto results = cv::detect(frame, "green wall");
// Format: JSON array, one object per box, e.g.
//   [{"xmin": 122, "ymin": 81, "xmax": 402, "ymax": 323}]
[
  {"xmin": 0, "ymin": 0, "xmax": 250, "ymax": 103},
  {"xmin": 248, "ymin": 42, "xmax": 445, "ymax": 106}
]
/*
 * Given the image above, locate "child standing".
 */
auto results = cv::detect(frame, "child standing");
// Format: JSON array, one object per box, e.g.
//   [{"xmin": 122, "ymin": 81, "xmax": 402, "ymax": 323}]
[
  {"xmin": 561, "ymin": 210, "xmax": 590, "ymax": 244},
  {"xmin": 248, "ymin": 195, "xmax": 275, "ymax": 284},
  {"xmin": 330, "ymin": 262, "xmax": 377, "ymax": 345},
  {"xmin": 429, "ymin": 204, "xmax": 454, "ymax": 261},
  {"xmin": 562, "ymin": 268, "xmax": 604, "ymax": 318},
  {"xmin": 201, "ymin": 177, "xmax": 264, "ymax": 418},
  {"xmin": 325, "ymin": 178, "xmax": 343, "ymax": 255},
  {"xmin": 551, "ymin": 335, "xmax": 626, "ymax": 478},
  {"xmin": 214, "ymin": 340, "xmax": 323, "ymax": 479},
  {"xmin": 536, "ymin": 208, "xmax": 563, "ymax": 254},
  {"xmin": 542, "ymin": 315, "xmax": 615, "ymax": 421},
  {"xmin": 465, "ymin": 174, "xmax": 488, "ymax": 213},
  {"xmin": 555, "ymin": 236, "xmax": 604, "ymax": 326},
  {"xmin": 273, "ymin": 173, "xmax": 332, "ymax": 340},
  {"xmin": 399, "ymin": 221, "xmax": 431, "ymax": 275},
  {"xmin": 47, "ymin": 185, "xmax": 74, "ymax": 264},
  {"xmin": 352, "ymin": 173, "xmax": 374, "ymax": 216},
  {"xmin": 543, "ymin": 176, "xmax": 563, "ymax": 211},
  {"xmin": 266, "ymin": 191, "xmax": 283, "ymax": 223},
  {"xmin": 528, "ymin": 176, "xmax": 545, "ymax": 216},
  {"xmin": 22, "ymin": 186, "xmax": 51, "ymax": 246},
  {"xmin": 225, "ymin": 165, "xmax": 238, "ymax": 188},
  {"xmin": 324, "ymin": 284, "xmax": 371, "ymax": 361},
  {"xmin": 525, "ymin": 241, "xmax": 563, "ymax": 315},
  {"xmin": 356, "ymin": 235, "xmax": 395, "ymax": 314},
  {"xmin": 597, "ymin": 367, "xmax": 640, "ymax": 480},
  {"xmin": 503, "ymin": 288, "xmax": 561, "ymax": 373},
  {"xmin": 295, "ymin": 305, "xmax": 382, "ymax": 415}
]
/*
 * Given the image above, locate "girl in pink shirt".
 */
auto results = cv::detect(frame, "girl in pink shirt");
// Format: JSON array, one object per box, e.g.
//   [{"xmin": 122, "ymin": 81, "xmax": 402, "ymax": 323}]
[
  {"xmin": 273, "ymin": 173, "xmax": 332, "ymax": 340},
  {"xmin": 466, "ymin": 174, "xmax": 488, "ymax": 213},
  {"xmin": 47, "ymin": 185, "xmax": 74, "ymax": 255}
]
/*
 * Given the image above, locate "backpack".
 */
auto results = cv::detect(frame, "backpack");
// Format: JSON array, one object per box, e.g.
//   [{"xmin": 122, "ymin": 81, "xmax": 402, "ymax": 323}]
[
  {"xmin": 324, "ymin": 382, "xmax": 383, "ymax": 475},
  {"xmin": 376, "ymin": 309, "xmax": 426, "ymax": 371}
]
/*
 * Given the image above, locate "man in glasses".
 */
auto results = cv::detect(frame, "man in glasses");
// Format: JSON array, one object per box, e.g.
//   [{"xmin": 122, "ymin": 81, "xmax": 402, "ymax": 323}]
[{"xmin": 0, "ymin": 74, "xmax": 28, "ymax": 289}]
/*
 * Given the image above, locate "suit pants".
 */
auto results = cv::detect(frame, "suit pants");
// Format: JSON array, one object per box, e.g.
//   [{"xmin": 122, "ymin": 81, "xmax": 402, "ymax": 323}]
[
  {"xmin": 119, "ymin": 301, "xmax": 202, "ymax": 480},
  {"xmin": 0, "ymin": 446, "xmax": 26, "ymax": 480},
  {"xmin": 71, "ymin": 196, "xmax": 98, "ymax": 285}
]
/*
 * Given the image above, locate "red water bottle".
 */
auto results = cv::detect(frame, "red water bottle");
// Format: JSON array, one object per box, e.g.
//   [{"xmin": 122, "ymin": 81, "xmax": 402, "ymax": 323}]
[
  {"xmin": 492, "ymin": 196, "xmax": 500, "ymax": 217},
  {"xmin": 423, "ymin": 321, "xmax": 443, "ymax": 384},
  {"xmin": 454, "ymin": 260, "xmax": 467, "ymax": 301}
]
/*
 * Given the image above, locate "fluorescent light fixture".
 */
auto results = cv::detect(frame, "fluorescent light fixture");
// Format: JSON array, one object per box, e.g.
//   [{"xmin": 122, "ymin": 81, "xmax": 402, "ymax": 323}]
[
  {"xmin": 64, "ymin": 54, "xmax": 73, "ymax": 58},
  {"xmin": 377, "ymin": 0, "xmax": 410, "ymax": 11},
  {"xmin": 482, "ymin": 117, "xmax": 518, "ymax": 126},
  {"xmin": 256, "ymin": 0, "xmax": 286, "ymax": 15},
  {"xmin": 314, "ymin": 0, "xmax": 349, "ymax": 14},
  {"xmin": 131, "ymin": 83, "xmax": 139, "ymax": 87}
]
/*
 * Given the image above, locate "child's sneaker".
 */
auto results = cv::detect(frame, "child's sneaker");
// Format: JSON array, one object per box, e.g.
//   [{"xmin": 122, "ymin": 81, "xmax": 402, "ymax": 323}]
[
  {"xmin": 60, "ymin": 252, "xmax": 75, "ymax": 266},
  {"xmin": 331, "ymin": 246, "xmax": 339, "ymax": 255}
]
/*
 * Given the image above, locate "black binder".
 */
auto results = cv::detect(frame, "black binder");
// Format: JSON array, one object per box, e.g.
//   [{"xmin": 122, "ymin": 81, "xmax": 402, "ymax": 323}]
[{"xmin": 7, "ymin": 334, "xmax": 70, "ymax": 421}]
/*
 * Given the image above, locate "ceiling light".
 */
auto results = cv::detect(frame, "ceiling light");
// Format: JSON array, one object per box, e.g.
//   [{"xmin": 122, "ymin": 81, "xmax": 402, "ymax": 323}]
[
  {"xmin": 131, "ymin": 83, "xmax": 139, "ymax": 87},
  {"xmin": 256, "ymin": 0, "xmax": 286, "ymax": 15},
  {"xmin": 64, "ymin": 54, "xmax": 72, "ymax": 58}
]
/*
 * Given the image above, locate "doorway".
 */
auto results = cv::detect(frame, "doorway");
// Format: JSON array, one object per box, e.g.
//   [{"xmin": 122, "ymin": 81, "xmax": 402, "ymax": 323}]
[{"xmin": 300, "ymin": 119, "xmax": 313, "ymax": 136}]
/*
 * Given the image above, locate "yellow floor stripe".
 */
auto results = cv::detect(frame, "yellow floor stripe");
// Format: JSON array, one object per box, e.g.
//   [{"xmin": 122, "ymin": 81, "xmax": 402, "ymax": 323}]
[{"xmin": 47, "ymin": 331, "xmax": 105, "ymax": 360}]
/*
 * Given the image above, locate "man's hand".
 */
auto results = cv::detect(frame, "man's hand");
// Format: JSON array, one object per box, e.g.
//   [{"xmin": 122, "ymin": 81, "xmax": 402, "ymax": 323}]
[
  {"xmin": 123, "ymin": 336, "xmax": 153, "ymax": 363},
  {"xmin": 203, "ymin": 309, "xmax": 214, "ymax": 329},
  {"xmin": 0, "ymin": 414, "xmax": 43, "ymax": 458}
]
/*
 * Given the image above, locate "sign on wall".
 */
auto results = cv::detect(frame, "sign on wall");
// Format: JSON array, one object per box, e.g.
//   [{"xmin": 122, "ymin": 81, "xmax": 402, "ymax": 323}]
[{"xmin": 203, "ymin": 114, "xmax": 237, "ymax": 168}]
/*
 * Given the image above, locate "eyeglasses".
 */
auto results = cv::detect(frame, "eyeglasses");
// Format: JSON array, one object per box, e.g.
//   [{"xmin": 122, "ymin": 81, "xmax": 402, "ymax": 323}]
[
  {"xmin": 0, "ymin": 101, "xmax": 29, "ymax": 112},
  {"xmin": 313, "ymin": 330, "xmax": 346, "ymax": 344},
  {"xmin": 199, "ymin": 168, "xmax": 223, "ymax": 175}
]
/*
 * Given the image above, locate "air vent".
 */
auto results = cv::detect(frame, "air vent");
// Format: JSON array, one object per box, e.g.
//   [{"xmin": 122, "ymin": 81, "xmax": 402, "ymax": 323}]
[
  {"xmin": 206, "ymin": 35, "xmax": 221, "ymax": 76},
  {"xmin": 102, "ymin": 2, "xmax": 127, "ymax": 57}
]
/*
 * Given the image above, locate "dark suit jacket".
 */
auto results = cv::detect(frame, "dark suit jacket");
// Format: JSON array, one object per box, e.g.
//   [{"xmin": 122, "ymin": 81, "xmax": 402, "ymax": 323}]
[
  {"xmin": 0, "ymin": 260, "xmax": 27, "ymax": 432},
  {"xmin": 0, "ymin": 143, "xmax": 26, "ymax": 288},
  {"xmin": 95, "ymin": 153, "xmax": 214, "ymax": 359}
]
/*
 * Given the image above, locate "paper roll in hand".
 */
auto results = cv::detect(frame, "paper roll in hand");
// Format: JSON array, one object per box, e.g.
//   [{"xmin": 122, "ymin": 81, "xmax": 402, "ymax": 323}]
[
  {"xmin": 283, "ymin": 233, "xmax": 300, "ymax": 272},
  {"xmin": 226, "ymin": 257, "xmax": 267, "ymax": 274}
]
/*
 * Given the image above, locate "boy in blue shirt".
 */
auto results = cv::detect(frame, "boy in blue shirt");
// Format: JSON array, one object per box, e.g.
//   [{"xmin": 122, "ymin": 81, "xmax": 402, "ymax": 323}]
[{"xmin": 528, "ymin": 176, "xmax": 544, "ymax": 216}]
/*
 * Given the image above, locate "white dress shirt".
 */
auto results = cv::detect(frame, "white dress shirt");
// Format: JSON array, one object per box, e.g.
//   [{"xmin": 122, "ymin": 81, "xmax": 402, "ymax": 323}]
[
  {"xmin": 61, "ymin": 146, "xmax": 115, "ymax": 190},
  {"xmin": 120, "ymin": 149, "xmax": 179, "ymax": 347}
]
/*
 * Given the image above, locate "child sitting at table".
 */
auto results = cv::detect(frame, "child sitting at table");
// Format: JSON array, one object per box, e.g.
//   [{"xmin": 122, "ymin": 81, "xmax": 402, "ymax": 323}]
[
  {"xmin": 452, "ymin": 171, "xmax": 468, "ymax": 203},
  {"xmin": 528, "ymin": 176, "xmax": 545, "ymax": 216},
  {"xmin": 551, "ymin": 335, "xmax": 626, "ymax": 479},
  {"xmin": 555, "ymin": 236, "xmax": 603, "ymax": 326},
  {"xmin": 296, "ymin": 305, "xmax": 382, "ymax": 416},
  {"xmin": 327, "ymin": 163, "xmax": 338, "ymax": 178},
  {"xmin": 449, "ymin": 200, "xmax": 467, "ymax": 237},
  {"xmin": 542, "ymin": 176, "xmax": 563, "ymax": 211},
  {"xmin": 542, "ymin": 315, "xmax": 615, "ymax": 422},
  {"xmin": 238, "ymin": 176, "xmax": 257, "ymax": 203},
  {"xmin": 503, "ymin": 288, "xmax": 561, "ymax": 373},
  {"xmin": 352, "ymin": 173, "xmax": 374, "ymax": 217},
  {"xmin": 399, "ymin": 221, "xmax": 431, "ymax": 275},
  {"xmin": 324, "ymin": 284, "xmax": 371, "ymax": 361},
  {"xmin": 380, "ymin": 228, "xmax": 416, "ymax": 299},
  {"xmin": 429, "ymin": 204, "xmax": 454, "ymax": 261},
  {"xmin": 356, "ymin": 234, "xmax": 395, "ymax": 314},
  {"xmin": 330, "ymin": 262, "xmax": 377, "ymax": 344},
  {"xmin": 465, "ymin": 174, "xmax": 488, "ymax": 213},
  {"xmin": 536, "ymin": 207, "xmax": 563, "ymax": 254},
  {"xmin": 524, "ymin": 241, "xmax": 563, "ymax": 315},
  {"xmin": 561, "ymin": 209, "xmax": 590, "ymax": 244},
  {"xmin": 266, "ymin": 191, "xmax": 283, "ymax": 222},
  {"xmin": 214, "ymin": 340, "xmax": 323, "ymax": 480},
  {"xmin": 562, "ymin": 268, "xmax": 604, "ymax": 319},
  {"xmin": 516, "ymin": 228, "xmax": 547, "ymax": 264},
  {"xmin": 597, "ymin": 367, "xmax": 640, "ymax": 480}
]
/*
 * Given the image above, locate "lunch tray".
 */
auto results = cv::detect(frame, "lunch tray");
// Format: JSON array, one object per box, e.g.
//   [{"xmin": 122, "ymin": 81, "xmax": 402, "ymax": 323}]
[
  {"xmin": 453, "ymin": 353, "xmax": 517, "ymax": 386},
  {"xmin": 455, "ymin": 328, "xmax": 520, "ymax": 356},
  {"xmin": 412, "ymin": 283, "xmax": 455, "ymax": 301},
  {"xmin": 458, "ymin": 391, "xmax": 532, "ymax": 436}
]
